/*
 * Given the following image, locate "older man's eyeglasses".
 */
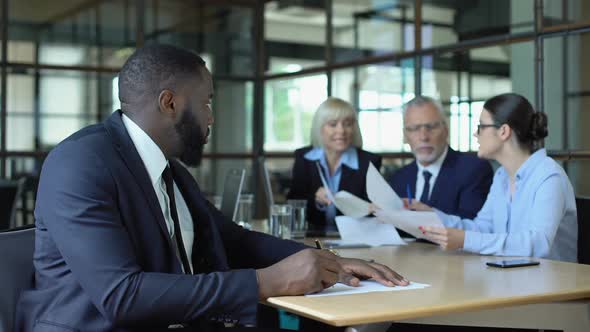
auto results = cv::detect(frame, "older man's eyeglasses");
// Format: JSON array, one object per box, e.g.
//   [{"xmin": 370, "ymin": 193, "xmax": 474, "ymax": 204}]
[
  {"xmin": 404, "ymin": 121, "xmax": 444, "ymax": 133},
  {"xmin": 476, "ymin": 123, "xmax": 500, "ymax": 135}
]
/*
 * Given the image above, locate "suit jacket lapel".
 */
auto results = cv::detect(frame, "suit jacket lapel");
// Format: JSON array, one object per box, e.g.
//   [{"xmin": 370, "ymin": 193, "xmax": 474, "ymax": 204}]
[
  {"xmin": 103, "ymin": 111, "xmax": 173, "ymax": 249},
  {"xmin": 429, "ymin": 147, "xmax": 457, "ymax": 207}
]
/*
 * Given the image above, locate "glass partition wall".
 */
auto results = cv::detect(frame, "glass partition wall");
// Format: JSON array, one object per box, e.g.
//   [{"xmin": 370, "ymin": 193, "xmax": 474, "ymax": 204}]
[{"xmin": 1, "ymin": 0, "xmax": 589, "ymax": 223}]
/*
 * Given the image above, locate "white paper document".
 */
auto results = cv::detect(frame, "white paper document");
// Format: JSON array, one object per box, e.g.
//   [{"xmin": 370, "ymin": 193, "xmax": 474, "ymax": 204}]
[
  {"xmin": 366, "ymin": 162, "xmax": 404, "ymax": 211},
  {"xmin": 333, "ymin": 191, "xmax": 371, "ymax": 218},
  {"xmin": 335, "ymin": 216, "xmax": 405, "ymax": 246},
  {"xmin": 316, "ymin": 162, "xmax": 370, "ymax": 218},
  {"xmin": 374, "ymin": 210, "xmax": 443, "ymax": 240},
  {"xmin": 315, "ymin": 161, "xmax": 444, "ymax": 239},
  {"xmin": 306, "ymin": 280, "xmax": 430, "ymax": 297}
]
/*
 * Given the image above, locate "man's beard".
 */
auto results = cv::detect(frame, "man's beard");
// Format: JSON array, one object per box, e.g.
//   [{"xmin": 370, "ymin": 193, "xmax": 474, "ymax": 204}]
[{"xmin": 175, "ymin": 109, "xmax": 207, "ymax": 167}]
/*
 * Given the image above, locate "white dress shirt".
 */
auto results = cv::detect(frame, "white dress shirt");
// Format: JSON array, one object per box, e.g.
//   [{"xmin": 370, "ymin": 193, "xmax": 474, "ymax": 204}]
[
  {"xmin": 122, "ymin": 114, "xmax": 194, "ymax": 272},
  {"xmin": 415, "ymin": 146, "xmax": 448, "ymax": 202}
]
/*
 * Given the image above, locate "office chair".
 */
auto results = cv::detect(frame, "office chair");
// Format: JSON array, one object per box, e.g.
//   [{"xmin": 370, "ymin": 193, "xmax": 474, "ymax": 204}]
[
  {"xmin": 576, "ymin": 196, "xmax": 590, "ymax": 264},
  {"xmin": 0, "ymin": 178, "xmax": 26, "ymax": 230},
  {"xmin": 0, "ymin": 225, "xmax": 35, "ymax": 332},
  {"xmin": 219, "ymin": 169, "xmax": 245, "ymax": 222}
]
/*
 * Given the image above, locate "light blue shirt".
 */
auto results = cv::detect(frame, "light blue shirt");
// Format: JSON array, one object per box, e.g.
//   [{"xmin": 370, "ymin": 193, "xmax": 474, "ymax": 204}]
[
  {"xmin": 304, "ymin": 146, "xmax": 359, "ymax": 228},
  {"xmin": 435, "ymin": 148, "xmax": 578, "ymax": 262}
]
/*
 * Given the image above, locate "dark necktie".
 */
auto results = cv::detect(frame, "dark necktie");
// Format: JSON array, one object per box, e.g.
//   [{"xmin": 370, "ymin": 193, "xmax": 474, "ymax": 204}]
[
  {"xmin": 162, "ymin": 166, "xmax": 192, "ymax": 274},
  {"xmin": 420, "ymin": 170, "xmax": 432, "ymax": 204}
]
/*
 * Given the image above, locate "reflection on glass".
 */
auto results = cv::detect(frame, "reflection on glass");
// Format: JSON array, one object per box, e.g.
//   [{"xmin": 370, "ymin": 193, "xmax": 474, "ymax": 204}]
[
  {"xmin": 332, "ymin": 1, "xmax": 415, "ymax": 62},
  {"xmin": 264, "ymin": 0, "xmax": 326, "ymax": 74},
  {"xmin": 264, "ymin": 74, "xmax": 327, "ymax": 151},
  {"xmin": 422, "ymin": 0, "xmax": 534, "ymax": 48},
  {"xmin": 145, "ymin": 1, "xmax": 254, "ymax": 76},
  {"xmin": 8, "ymin": 0, "xmax": 135, "ymax": 67},
  {"xmin": 565, "ymin": 97, "xmax": 590, "ymax": 150},
  {"xmin": 332, "ymin": 68, "xmax": 354, "ymax": 102},
  {"xmin": 543, "ymin": 0, "xmax": 590, "ymax": 27},
  {"xmin": 268, "ymin": 58, "xmax": 323, "ymax": 75},
  {"xmin": 543, "ymin": 32, "xmax": 590, "ymax": 152},
  {"xmin": 449, "ymin": 101, "xmax": 484, "ymax": 152},
  {"xmin": 564, "ymin": 160, "xmax": 590, "ymax": 196},
  {"xmin": 5, "ymin": 156, "xmax": 40, "ymax": 179},
  {"xmin": 421, "ymin": 42, "xmax": 533, "ymax": 152},
  {"xmin": 355, "ymin": 62, "xmax": 414, "ymax": 153},
  {"xmin": 6, "ymin": 69, "xmax": 116, "ymax": 151},
  {"xmin": 207, "ymin": 80, "xmax": 253, "ymax": 153},
  {"xmin": 6, "ymin": 117, "xmax": 34, "ymax": 151}
]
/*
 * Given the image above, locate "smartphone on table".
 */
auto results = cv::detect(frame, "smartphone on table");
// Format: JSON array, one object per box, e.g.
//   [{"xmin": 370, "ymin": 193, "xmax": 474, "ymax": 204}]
[{"xmin": 486, "ymin": 259, "xmax": 540, "ymax": 268}]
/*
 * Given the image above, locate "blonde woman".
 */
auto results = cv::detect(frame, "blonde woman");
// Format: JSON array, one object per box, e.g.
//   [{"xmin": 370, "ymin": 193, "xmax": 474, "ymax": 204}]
[{"xmin": 287, "ymin": 97, "xmax": 381, "ymax": 234}]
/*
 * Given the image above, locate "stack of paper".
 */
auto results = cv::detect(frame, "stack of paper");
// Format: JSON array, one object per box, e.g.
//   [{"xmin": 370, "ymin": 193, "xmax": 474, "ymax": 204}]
[{"xmin": 305, "ymin": 280, "xmax": 430, "ymax": 297}]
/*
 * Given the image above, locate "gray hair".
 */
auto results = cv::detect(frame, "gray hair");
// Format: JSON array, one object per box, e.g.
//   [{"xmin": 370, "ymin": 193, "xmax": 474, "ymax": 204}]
[
  {"xmin": 403, "ymin": 96, "xmax": 448, "ymax": 127},
  {"xmin": 310, "ymin": 97, "xmax": 363, "ymax": 148}
]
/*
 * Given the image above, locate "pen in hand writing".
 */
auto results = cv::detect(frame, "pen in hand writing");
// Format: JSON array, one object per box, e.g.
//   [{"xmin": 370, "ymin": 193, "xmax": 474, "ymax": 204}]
[
  {"xmin": 315, "ymin": 239, "xmax": 340, "ymax": 256},
  {"xmin": 314, "ymin": 239, "xmax": 323, "ymax": 250}
]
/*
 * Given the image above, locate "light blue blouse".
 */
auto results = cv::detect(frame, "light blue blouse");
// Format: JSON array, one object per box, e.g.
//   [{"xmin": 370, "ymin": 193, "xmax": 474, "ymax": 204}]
[
  {"xmin": 304, "ymin": 146, "xmax": 359, "ymax": 227},
  {"xmin": 435, "ymin": 148, "xmax": 578, "ymax": 262}
]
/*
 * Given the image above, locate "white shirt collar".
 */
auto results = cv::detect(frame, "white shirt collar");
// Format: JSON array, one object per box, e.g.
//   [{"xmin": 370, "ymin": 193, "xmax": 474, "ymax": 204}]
[
  {"xmin": 121, "ymin": 113, "xmax": 168, "ymax": 185},
  {"xmin": 416, "ymin": 145, "xmax": 448, "ymax": 178}
]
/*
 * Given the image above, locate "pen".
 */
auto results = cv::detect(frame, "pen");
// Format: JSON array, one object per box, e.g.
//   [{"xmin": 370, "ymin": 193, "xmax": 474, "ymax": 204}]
[
  {"xmin": 406, "ymin": 183, "xmax": 413, "ymax": 206},
  {"xmin": 315, "ymin": 239, "xmax": 323, "ymax": 250},
  {"xmin": 314, "ymin": 239, "xmax": 342, "ymax": 257}
]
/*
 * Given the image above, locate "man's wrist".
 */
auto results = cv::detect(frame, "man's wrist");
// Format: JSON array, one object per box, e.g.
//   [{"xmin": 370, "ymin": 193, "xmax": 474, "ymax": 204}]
[
  {"xmin": 255, "ymin": 269, "xmax": 265, "ymax": 299},
  {"xmin": 256, "ymin": 268, "xmax": 276, "ymax": 300}
]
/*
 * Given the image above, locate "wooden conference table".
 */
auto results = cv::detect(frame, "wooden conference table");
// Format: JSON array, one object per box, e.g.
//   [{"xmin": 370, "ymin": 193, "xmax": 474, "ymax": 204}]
[{"xmin": 258, "ymin": 228, "xmax": 590, "ymax": 332}]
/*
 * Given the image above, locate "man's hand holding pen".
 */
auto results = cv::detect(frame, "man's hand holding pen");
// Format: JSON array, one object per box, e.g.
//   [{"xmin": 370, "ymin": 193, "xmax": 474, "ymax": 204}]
[
  {"xmin": 256, "ymin": 244, "xmax": 409, "ymax": 299},
  {"xmin": 315, "ymin": 239, "xmax": 408, "ymax": 288}
]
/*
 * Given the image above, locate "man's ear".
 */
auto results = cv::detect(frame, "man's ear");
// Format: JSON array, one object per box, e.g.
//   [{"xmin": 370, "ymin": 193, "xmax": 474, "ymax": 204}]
[{"xmin": 158, "ymin": 89, "xmax": 176, "ymax": 116}]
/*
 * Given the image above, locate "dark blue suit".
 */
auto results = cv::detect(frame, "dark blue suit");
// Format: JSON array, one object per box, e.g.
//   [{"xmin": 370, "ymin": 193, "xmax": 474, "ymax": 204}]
[
  {"xmin": 16, "ymin": 111, "xmax": 305, "ymax": 331},
  {"xmin": 388, "ymin": 147, "xmax": 493, "ymax": 219}
]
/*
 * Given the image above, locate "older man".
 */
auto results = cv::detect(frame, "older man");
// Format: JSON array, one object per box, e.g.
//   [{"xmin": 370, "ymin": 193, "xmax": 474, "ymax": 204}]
[{"xmin": 388, "ymin": 96, "xmax": 493, "ymax": 219}]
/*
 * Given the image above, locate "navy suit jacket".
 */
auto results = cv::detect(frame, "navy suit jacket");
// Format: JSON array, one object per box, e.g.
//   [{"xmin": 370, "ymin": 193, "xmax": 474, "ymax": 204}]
[
  {"xmin": 16, "ymin": 111, "xmax": 306, "ymax": 332},
  {"xmin": 287, "ymin": 146, "xmax": 382, "ymax": 231},
  {"xmin": 389, "ymin": 147, "xmax": 493, "ymax": 219}
]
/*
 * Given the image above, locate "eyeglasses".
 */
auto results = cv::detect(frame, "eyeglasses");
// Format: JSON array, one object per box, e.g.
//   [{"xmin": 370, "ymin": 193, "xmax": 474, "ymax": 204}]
[
  {"xmin": 476, "ymin": 123, "xmax": 500, "ymax": 135},
  {"xmin": 404, "ymin": 121, "xmax": 444, "ymax": 133}
]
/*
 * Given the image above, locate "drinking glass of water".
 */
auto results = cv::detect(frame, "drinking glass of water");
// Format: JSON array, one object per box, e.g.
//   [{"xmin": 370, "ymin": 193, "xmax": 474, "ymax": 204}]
[
  {"xmin": 287, "ymin": 199, "xmax": 307, "ymax": 239},
  {"xmin": 236, "ymin": 194, "xmax": 254, "ymax": 228},
  {"xmin": 270, "ymin": 204, "xmax": 292, "ymax": 239}
]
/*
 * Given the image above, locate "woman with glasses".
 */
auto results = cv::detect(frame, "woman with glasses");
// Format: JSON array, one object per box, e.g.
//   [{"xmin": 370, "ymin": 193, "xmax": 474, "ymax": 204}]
[
  {"xmin": 414, "ymin": 93, "xmax": 578, "ymax": 262},
  {"xmin": 287, "ymin": 97, "xmax": 381, "ymax": 234}
]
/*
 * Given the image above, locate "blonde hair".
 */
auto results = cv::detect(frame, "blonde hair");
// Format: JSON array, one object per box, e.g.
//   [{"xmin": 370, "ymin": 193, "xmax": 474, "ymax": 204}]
[{"xmin": 310, "ymin": 97, "xmax": 363, "ymax": 148}]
